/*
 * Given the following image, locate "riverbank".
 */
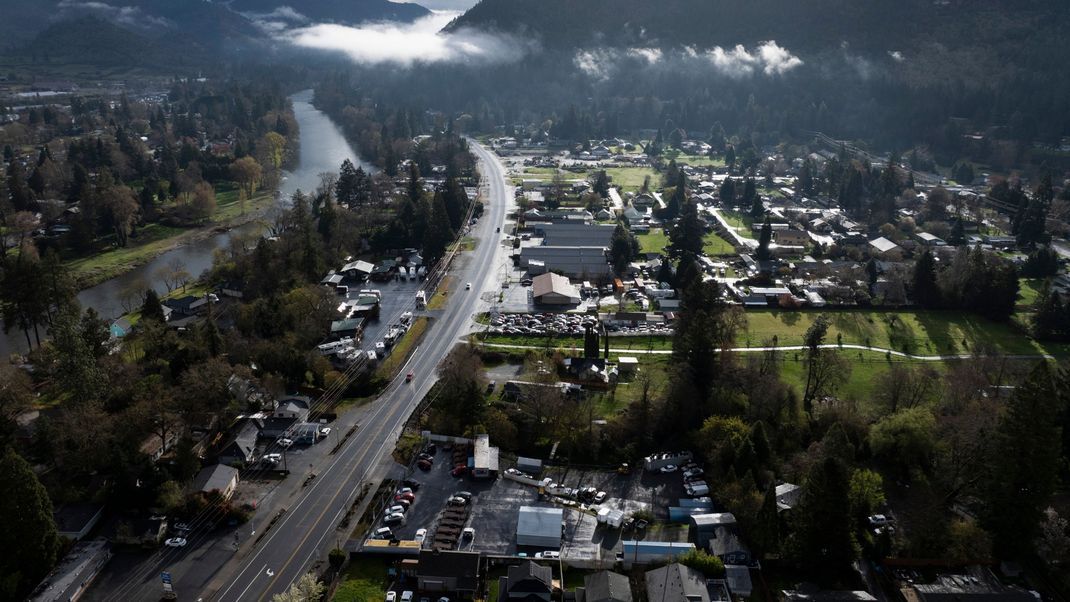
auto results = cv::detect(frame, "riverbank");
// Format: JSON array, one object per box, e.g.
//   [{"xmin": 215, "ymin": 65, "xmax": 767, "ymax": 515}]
[{"xmin": 64, "ymin": 190, "xmax": 275, "ymax": 289}]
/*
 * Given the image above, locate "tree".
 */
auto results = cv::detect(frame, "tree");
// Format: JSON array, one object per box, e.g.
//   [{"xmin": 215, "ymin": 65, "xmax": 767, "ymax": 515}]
[
  {"xmin": 802, "ymin": 315, "xmax": 842, "ymax": 416},
  {"xmin": 670, "ymin": 200, "xmax": 705, "ymax": 256},
  {"xmin": 271, "ymin": 573, "xmax": 325, "ymax": 602},
  {"xmin": 0, "ymin": 365, "xmax": 33, "ymax": 448},
  {"xmin": 875, "ymin": 363, "xmax": 938, "ymax": 413},
  {"xmin": 744, "ymin": 177, "xmax": 761, "ymax": 218},
  {"xmin": 191, "ymin": 181, "xmax": 216, "ymax": 221},
  {"xmin": 422, "ymin": 193, "xmax": 454, "ymax": 265},
  {"xmin": 788, "ymin": 456, "xmax": 858, "ymax": 581},
  {"xmin": 985, "ymin": 362, "xmax": 1063, "ymax": 557},
  {"xmin": 591, "ymin": 170, "xmax": 610, "ymax": 197},
  {"xmin": 1036, "ymin": 507, "xmax": 1070, "ymax": 566},
  {"xmin": 911, "ymin": 249, "xmax": 941, "ymax": 308},
  {"xmin": 142, "ymin": 289, "xmax": 166, "ymax": 323},
  {"xmin": 0, "ymin": 448, "xmax": 60, "ymax": 600},
  {"xmin": 869, "ymin": 407, "xmax": 937, "ymax": 477},
  {"xmin": 678, "ymin": 548, "xmax": 726, "ymax": 577},
  {"xmin": 230, "ymin": 157, "xmax": 262, "ymax": 213},
  {"xmin": 158, "ymin": 257, "xmax": 191, "ymax": 293},
  {"xmin": 756, "ymin": 217, "xmax": 772, "ymax": 261},
  {"xmin": 1033, "ymin": 288, "xmax": 1070, "ymax": 341},
  {"xmin": 609, "ymin": 222, "xmax": 638, "ymax": 275},
  {"xmin": 946, "ymin": 518, "xmax": 992, "ymax": 563},
  {"xmin": 849, "ymin": 469, "xmax": 886, "ymax": 524},
  {"xmin": 719, "ymin": 178, "xmax": 736, "ymax": 205}
]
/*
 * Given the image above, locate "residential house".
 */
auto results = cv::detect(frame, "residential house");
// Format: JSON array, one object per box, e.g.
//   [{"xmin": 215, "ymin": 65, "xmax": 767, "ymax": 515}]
[
  {"xmin": 217, "ymin": 419, "xmax": 259, "ymax": 466},
  {"xmin": 109, "ymin": 318, "xmax": 132, "ymax": 339},
  {"xmin": 498, "ymin": 560, "xmax": 553, "ymax": 602},
  {"xmin": 582, "ymin": 570, "xmax": 633, "ymax": 602},
  {"xmin": 775, "ymin": 229, "xmax": 810, "ymax": 246},
  {"xmin": 532, "ymin": 273, "xmax": 582, "ymax": 305},
  {"xmin": 416, "ymin": 549, "xmax": 481, "ymax": 596},
  {"xmin": 644, "ymin": 563, "xmax": 710, "ymax": 602},
  {"xmin": 868, "ymin": 237, "xmax": 903, "ymax": 260},
  {"xmin": 113, "ymin": 517, "xmax": 167, "ymax": 547},
  {"xmin": 192, "ymin": 464, "xmax": 240, "ymax": 500},
  {"xmin": 689, "ymin": 513, "xmax": 752, "ymax": 565},
  {"xmin": 779, "ymin": 584, "xmax": 877, "ymax": 601},
  {"xmin": 910, "ymin": 571, "xmax": 1037, "ymax": 601},
  {"xmin": 775, "ymin": 483, "xmax": 802, "ymax": 512},
  {"xmin": 163, "ymin": 295, "xmax": 199, "ymax": 317}
]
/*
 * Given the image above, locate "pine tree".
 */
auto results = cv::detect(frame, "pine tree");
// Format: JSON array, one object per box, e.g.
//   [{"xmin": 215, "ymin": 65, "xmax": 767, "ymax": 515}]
[
  {"xmin": 911, "ymin": 249, "xmax": 941, "ymax": 308},
  {"xmin": 756, "ymin": 217, "xmax": 773, "ymax": 261},
  {"xmin": 0, "ymin": 449, "xmax": 59, "ymax": 599},
  {"xmin": 788, "ymin": 456, "xmax": 858, "ymax": 580},
  {"xmin": 610, "ymin": 223, "xmax": 638, "ymax": 275},
  {"xmin": 984, "ymin": 363, "xmax": 1063, "ymax": 557},
  {"xmin": 142, "ymin": 289, "xmax": 165, "ymax": 322},
  {"xmin": 670, "ymin": 200, "xmax": 705, "ymax": 256}
]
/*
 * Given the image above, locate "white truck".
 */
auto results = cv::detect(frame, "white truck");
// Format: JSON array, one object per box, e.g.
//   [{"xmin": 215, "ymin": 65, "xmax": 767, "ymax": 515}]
[{"xmin": 415, "ymin": 290, "xmax": 427, "ymax": 309}]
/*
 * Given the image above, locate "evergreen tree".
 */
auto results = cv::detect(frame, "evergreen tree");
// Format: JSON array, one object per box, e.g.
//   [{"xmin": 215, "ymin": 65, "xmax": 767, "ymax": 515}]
[
  {"xmin": 788, "ymin": 456, "xmax": 858, "ymax": 581},
  {"xmin": 911, "ymin": 249, "xmax": 941, "ymax": 308},
  {"xmin": 984, "ymin": 363, "xmax": 1063, "ymax": 557},
  {"xmin": 743, "ymin": 177, "xmax": 760, "ymax": 217},
  {"xmin": 0, "ymin": 448, "xmax": 60, "ymax": 599},
  {"xmin": 609, "ymin": 222, "xmax": 638, "ymax": 275},
  {"xmin": 756, "ymin": 217, "xmax": 773, "ymax": 261},
  {"xmin": 422, "ymin": 193, "xmax": 454, "ymax": 265},
  {"xmin": 592, "ymin": 170, "xmax": 610, "ymax": 197},
  {"xmin": 1032, "ymin": 288, "xmax": 1069, "ymax": 342},
  {"xmin": 670, "ymin": 200, "xmax": 705, "ymax": 256},
  {"xmin": 142, "ymin": 289, "xmax": 166, "ymax": 323},
  {"xmin": 719, "ymin": 178, "xmax": 736, "ymax": 206}
]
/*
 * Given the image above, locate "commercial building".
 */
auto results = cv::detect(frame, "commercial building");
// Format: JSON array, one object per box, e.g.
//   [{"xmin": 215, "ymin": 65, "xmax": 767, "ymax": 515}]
[
  {"xmin": 471, "ymin": 434, "xmax": 500, "ymax": 479},
  {"xmin": 29, "ymin": 538, "xmax": 111, "ymax": 602},
  {"xmin": 516, "ymin": 506, "xmax": 563, "ymax": 548},
  {"xmin": 416, "ymin": 549, "xmax": 480, "ymax": 596},
  {"xmin": 532, "ymin": 272, "xmax": 581, "ymax": 305}
]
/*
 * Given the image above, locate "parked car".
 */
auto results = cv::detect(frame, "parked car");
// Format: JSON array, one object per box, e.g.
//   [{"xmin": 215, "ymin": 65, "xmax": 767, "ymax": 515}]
[
  {"xmin": 417, "ymin": 459, "xmax": 432, "ymax": 471},
  {"xmin": 454, "ymin": 491, "xmax": 473, "ymax": 501},
  {"xmin": 386, "ymin": 592, "xmax": 397, "ymax": 602},
  {"xmin": 384, "ymin": 512, "xmax": 405, "ymax": 525},
  {"xmin": 397, "ymin": 487, "xmax": 414, "ymax": 496},
  {"xmin": 415, "ymin": 528, "xmax": 427, "ymax": 543},
  {"xmin": 659, "ymin": 464, "xmax": 678, "ymax": 473},
  {"xmin": 461, "ymin": 527, "xmax": 475, "ymax": 540},
  {"xmin": 277, "ymin": 438, "xmax": 294, "ymax": 448},
  {"xmin": 593, "ymin": 491, "xmax": 608, "ymax": 503},
  {"xmin": 451, "ymin": 465, "xmax": 468, "ymax": 477},
  {"xmin": 402, "ymin": 479, "xmax": 422, "ymax": 490},
  {"xmin": 418, "ymin": 453, "xmax": 434, "ymax": 462},
  {"xmin": 867, "ymin": 514, "xmax": 891, "ymax": 527},
  {"xmin": 447, "ymin": 496, "xmax": 468, "ymax": 506},
  {"xmin": 164, "ymin": 537, "xmax": 187, "ymax": 547},
  {"xmin": 374, "ymin": 527, "xmax": 394, "ymax": 539},
  {"xmin": 320, "ymin": 427, "xmax": 331, "ymax": 436},
  {"xmin": 395, "ymin": 493, "xmax": 415, "ymax": 503},
  {"xmin": 401, "ymin": 592, "xmax": 414, "ymax": 602},
  {"xmin": 384, "ymin": 505, "xmax": 406, "ymax": 515},
  {"xmin": 534, "ymin": 550, "xmax": 560, "ymax": 559}
]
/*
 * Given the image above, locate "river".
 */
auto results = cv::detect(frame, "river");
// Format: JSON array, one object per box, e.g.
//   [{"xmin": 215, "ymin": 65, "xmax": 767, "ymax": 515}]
[{"xmin": 1, "ymin": 89, "xmax": 368, "ymax": 355}]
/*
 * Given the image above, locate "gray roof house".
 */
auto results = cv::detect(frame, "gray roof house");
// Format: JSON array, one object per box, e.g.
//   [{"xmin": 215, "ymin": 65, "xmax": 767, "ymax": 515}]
[
  {"xmin": 499, "ymin": 560, "xmax": 553, "ymax": 602},
  {"xmin": 192, "ymin": 464, "xmax": 240, "ymax": 500},
  {"xmin": 583, "ymin": 570, "xmax": 633, "ymax": 602},
  {"xmin": 217, "ymin": 419, "xmax": 259, "ymax": 466},
  {"xmin": 645, "ymin": 563, "xmax": 710, "ymax": 602}
]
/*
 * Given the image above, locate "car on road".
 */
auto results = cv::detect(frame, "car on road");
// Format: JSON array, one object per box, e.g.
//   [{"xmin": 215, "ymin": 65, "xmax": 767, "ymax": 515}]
[
  {"xmin": 465, "ymin": 282, "xmax": 472, "ymax": 290},
  {"xmin": 164, "ymin": 537, "xmax": 187, "ymax": 547},
  {"xmin": 659, "ymin": 464, "xmax": 678, "ymax": 473},
  {"xmin": 415, "ymin": 528, "xmax": 427, "ymax": 543},
  {"xmin": 593, "ymin": 491, "xmax": 608, "ymax": 503},
  {"xmin": 277, "ymin": 438, "xmax": 294, "ymax": 448},
  {"xmin": 384, "ymin": 512, "xmax": 405, "ymax": 525},
  {"xmin": 173, "ymin": 523, "xmax": 190, "ymax": 532},
  {"xmin": 406, "ymin": 372, "xmax": 414, "ymax": 383}
]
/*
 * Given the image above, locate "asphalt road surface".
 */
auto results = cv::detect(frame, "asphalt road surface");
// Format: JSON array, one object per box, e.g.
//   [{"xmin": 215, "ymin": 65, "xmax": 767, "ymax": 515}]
[{"xmin": 200, "ymin": 139, "xmax": 511, "ymax": 602}]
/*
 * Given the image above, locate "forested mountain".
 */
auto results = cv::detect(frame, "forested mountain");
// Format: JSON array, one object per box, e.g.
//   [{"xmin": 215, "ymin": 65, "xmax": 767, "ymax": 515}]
[
  {"xmin": 450, "ymin": 0, "xmax": 1064, "ymax": 55},
  {"xmin": 229, "ymin": 0, "xmax": 430, "ymax": 24}
]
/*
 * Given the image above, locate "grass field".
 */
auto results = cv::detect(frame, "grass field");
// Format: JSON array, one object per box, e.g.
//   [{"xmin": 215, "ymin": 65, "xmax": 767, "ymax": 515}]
[
  {"xmin": 721, "ymin": 210, "xmax": 755, "ymax": 238},
  {"xmin": 739, "ymin": 309, "xmax": 1067, "ymax": 356},
  {"xmin": 604, "ymin": 167, "xmax": 660, "ymax": 192},
  {"xmin": 661, "ymin": 150, "xmax": 726, "ymax": 168},
  {"xmin": 333, "ymin": 558, "xmax": 389, "ymax": 602},
  {"xmin": 636, "ymin": 228, "xmax": 735, "ymax": 256},
  {"xmin": 1018, "ymin": 278, "xmax": 1046, "ymax": 307}
]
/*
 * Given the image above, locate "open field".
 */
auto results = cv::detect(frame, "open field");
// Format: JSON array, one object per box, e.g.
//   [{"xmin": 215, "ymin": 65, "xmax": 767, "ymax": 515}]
[
  {"xmin": 739, "ymin": 309, "xmax": 1067, "ymax": 356},
  {"xmin": 333, "ymin": 558, "xmax": 389, "ymax": 602},
  {"xmin": 636, "ymin": 228, "xmax": 735, "ymax": 256}
]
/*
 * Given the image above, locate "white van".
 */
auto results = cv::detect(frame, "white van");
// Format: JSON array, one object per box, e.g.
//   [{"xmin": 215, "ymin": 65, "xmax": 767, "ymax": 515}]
[{"xmin": 686, "ymin": 483, "xmax": 709, "ymax": 497}]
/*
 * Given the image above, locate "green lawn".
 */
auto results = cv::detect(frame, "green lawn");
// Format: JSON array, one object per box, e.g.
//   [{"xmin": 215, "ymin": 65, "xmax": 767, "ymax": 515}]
[
  {"xmin": 739, "ymin": 309, "xmax": 1067, "ymax": 357},
  {"xmin": 603, "ymin": 167, "xmax": 660, "ymax": 192},
  {"xmin": 636, "ymin": 228, "xmax": 670, "ymax": 254},
  {"xmin": 703, "ymin": 232, "xmax": 736, "ymax": 256},
  {"xmin": 662, "ymin": 150, "xmax": 726, "ymax": 168},
  {"xmin": 63, "ymin": 223, "xmax": 187, "ymax": 287},
  {"xmin": 333, "ymin": 558, "xmax": 389, "ymax": 602},
  {"xmin": 1018, "ymin": 278, "xmax": 1047, "ymax": 308},
  {"xmin": 636, "ymin": 228, "xmax": 734, "ymax": 256},
  {"xmin": 721, "ymin": 210, "xmax": 755, "ymax": 238}
]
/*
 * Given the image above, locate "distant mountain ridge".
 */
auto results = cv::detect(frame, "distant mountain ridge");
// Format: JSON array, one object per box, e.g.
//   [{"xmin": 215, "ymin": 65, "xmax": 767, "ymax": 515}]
[
  {"xmin": 4, "ymin": 0, "xmax": 431, "ymax": 66},
  {"xmin": 447, "ymin": 0, "xmax": 1066, "ymax": 53}
]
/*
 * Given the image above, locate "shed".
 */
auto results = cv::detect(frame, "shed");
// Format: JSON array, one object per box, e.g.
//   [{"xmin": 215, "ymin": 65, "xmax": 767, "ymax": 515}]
[{"xmin": 516, "ymin": 506, "xmax": 563, "ymax": 548}]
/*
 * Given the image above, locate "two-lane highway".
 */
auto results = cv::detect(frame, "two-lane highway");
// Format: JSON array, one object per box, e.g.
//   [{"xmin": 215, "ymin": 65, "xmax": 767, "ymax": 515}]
[{"xmin": 204, "ymin": 139, "xmax": 512, "ymax": 602}]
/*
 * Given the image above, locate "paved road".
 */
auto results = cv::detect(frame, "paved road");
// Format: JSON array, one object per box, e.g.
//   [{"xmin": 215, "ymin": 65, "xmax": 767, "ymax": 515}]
[{"xmin": 197, "ymin": 140, "xmax": 511, "ymax": 601}]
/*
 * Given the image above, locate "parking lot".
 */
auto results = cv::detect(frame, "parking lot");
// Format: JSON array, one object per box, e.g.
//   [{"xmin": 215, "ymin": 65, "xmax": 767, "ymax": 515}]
[
  {"xmin": 488, "ymin": 312, "xmax": 674, "ymax": 337},
  {"xmin": 367, "ymin": 441, "xmax": 697, "ymax": 561}
]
